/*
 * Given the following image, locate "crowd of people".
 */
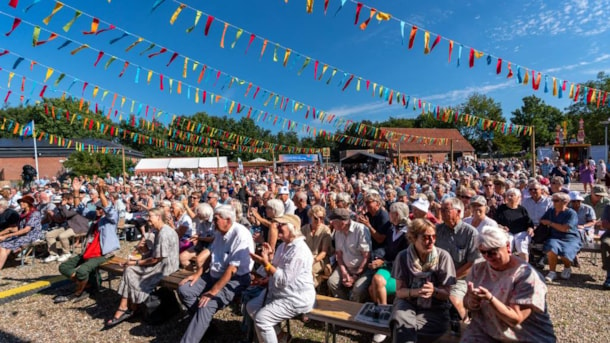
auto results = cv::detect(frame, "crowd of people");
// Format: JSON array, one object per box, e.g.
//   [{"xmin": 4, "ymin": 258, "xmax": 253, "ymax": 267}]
[{"xmin": 1, "ymin": 156, "xmax": 609, "ymax": 342}]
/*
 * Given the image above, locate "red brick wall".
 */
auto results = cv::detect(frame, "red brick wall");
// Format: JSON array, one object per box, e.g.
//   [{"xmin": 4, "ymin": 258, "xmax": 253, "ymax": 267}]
[{"xmin": 0, "ymin": 156, "xmax": 69, "ymax": 181}]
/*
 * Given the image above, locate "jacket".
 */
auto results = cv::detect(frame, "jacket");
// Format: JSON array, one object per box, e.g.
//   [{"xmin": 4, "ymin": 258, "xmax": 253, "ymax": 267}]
[{"xmin": 78, "ymin": 203, "xmax": 120, "ymax": 256}]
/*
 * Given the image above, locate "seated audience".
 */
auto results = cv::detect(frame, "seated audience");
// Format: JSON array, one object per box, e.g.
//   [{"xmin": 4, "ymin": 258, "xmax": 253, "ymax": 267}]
[
  {"xmin": 105, "ymin": 207, "xmax": 179, "ymax": 327},
  {"xmin": 56, "ymin": 179, "xmax": 120, "ymax": 302},
  {"xmin": 495, "ymin": 188, "xmax": 534, "ymax": 262},
  {"xmin": 390, "ymin": 218, "xmax": 456, "ymax": 342},
  {"xmin": 368, "ymin": 202, "xmax": 410, "ymax": 343},
  {"xmin": 0, "ymin": 194, "xmax": 42, "ymax": 271},
  {"xmin": 463, "ymin": 195, "xmax": 498, "ymax": 233},
  {"xmin": 327, "ymin": 208, "xmax": 372, "ymax": 303},
  {"xmin": 179, "ymin": 203, "xmax": 214, "ymax": 269},
  {"xmin": 540, "ymin": 192, "xmax": 580, "ymax": 282},
  {"xmin": 247, "ymin": 214, "xmax": 315, "ymax": 343},
  {"xmin": 177, "ymin": 205, "xmax": 254, "ymax": 343},
  {"xmin": 300, "ymin": 205, "xmax": 332, "ymax": 288},
  {"xmin": 463, "ymin": 226, "xmax": 556, "ymax": 342}
]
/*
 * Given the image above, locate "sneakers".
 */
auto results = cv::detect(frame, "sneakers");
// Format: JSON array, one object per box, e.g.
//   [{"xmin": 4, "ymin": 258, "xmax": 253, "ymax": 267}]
[
  {"xmin": 545, "ymin": 271, "xmax": 556, "ymax": 282},
  {"xmin": 373, "ymin": 334, "xmax": 387, "ymax": 342},
  {"xmin": 560, "ymin": 268, "xmax": 572, "ymax": 280},
  {"xmin": 43, "ymin": 254, "xmax": 59, "ymax": 263},
  {"xmin": 57, "ymin": 253, "xmax": 72, "ymax": 263}
]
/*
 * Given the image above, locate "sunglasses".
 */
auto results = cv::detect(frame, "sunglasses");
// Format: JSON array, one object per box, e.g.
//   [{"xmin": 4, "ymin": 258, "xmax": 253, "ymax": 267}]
[
  {"xmin": 528, "ymin": 188, "xmax": 539, "ymax": 191},
  {"xmin": 479, "ymin": 247, "xmax": 500, "ymax": 258},
  {"xmin": 420, "ymin": 234, "xmax": 436, "ymax": 241},
  {"xmin": 552, "ymin": 199, "xmax": 561, "ymax": 202},
  {"xmin": 459, "ymin": 195, "xmax": 472, "ymax": 200}
]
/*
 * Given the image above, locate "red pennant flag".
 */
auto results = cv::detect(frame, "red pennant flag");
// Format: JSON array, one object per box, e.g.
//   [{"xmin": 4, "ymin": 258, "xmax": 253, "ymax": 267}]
[
  {"xmin": 324, "ymin": 0, "xmax": 329, "ymax": 14},
  {"xmin": 430, "ymin": 35, "xmax": 441, "ymax": 52},
  {"xmin": 159, "ymin": 74, "xmax": 164, "ymax": 90},
  {"xmin": 0, "ymin": 49, "xmax": 8, "ymax": 57},
  {"xmin": 39, "ymin": 85, "xmax": 47, "ymax": 97},
  {"xmin": 245, "ymin": 34, "xmax": 255, "ymax": 54},
  {"xmin": 5, "ymin": 17, "xmax": 21, "ymax": 37},
  {"xmin": 448, "ymin": 40, "xmax": 453, "ymax": 62},
  {"xmin": 9, "ymin": 0, "xmax": 18, "ymax": 8},
  {"xmin": 342, "ymin": 74, "xmax": 354, "ymax": 91},
  {"xmin": 93, "ymin": 51, "xmax": 104, "ymax": 67},
  {"xmin": 506, "ymin": 62, "xmax": 513, "ymax": 78},
  {"xmin": 469, "ymin": 48, "xmax": 475, "ymax": 68},
  {"xmin": 118, "ymin": 61, "xmax": 129, "ymax": 77},
  {"xmin": 496, "ymin": 58, "xmax": 502, "ymax": 74},
  {"xmin": 204, "ymin": 15, "xmax": 214, "ymax": 36},
  {"xmin": 354, "ymin": 3, "xmax": 363, "ymax": 25},
  {"xmin": 4, "ymin": 90, "xmax": 11, "ymax": 103},
  {"xmin": 35, "ymin": 32, "xmax": 58, "ymax": 46},
  {"xmin": 166, "ymin": 52, "xmax": 179, "ymax": 66},
  {"xmin": 148, "ymin": 47, "xmax": 167, "ymax": 58},
  {"xmin": 95, "ymin": 24, "xmax": 116, "ymax": 36},
  {"xmin": 408, "ymin": 26, "xmax": 417, "ymax": 49}
]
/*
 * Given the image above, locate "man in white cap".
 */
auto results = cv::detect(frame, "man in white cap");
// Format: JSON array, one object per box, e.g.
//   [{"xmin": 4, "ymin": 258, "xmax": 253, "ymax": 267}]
[
  {"xmin": 277, "ymin": 186, "xmax": 296, "ymax": 215},
  {"xmin": 410, "ymin": 197, "xmax": 439, "ymax": 224}
]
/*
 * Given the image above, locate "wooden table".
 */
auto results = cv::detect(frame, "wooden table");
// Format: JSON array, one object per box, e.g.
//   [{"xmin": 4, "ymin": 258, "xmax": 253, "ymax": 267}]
[{"xmin": 307, "ymin": 295, "xmax": 391, "ymax": 343}]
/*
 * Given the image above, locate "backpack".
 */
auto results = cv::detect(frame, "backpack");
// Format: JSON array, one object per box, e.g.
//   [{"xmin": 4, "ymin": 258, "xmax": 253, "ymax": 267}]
[{"xmin": 142, "ymin": 287, "xmax": 181, "ymax": 325}]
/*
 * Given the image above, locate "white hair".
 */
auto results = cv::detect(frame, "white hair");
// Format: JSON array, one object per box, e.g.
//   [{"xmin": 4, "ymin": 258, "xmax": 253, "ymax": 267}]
[
  {"xmin": 266, "ymin": 199, "xmax": 285, "ymax": 219},
  {"xmin": 477, "ymin": 226, "xmax": 510, "ymax": 249},
  {"xmin": 214, "ymin": 205, "xmax": 236, "ymax": 223}
]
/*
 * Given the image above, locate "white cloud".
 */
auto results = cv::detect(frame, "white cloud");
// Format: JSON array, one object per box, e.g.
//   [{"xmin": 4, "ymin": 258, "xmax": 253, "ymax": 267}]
[
  {"xmin": 490, "ymin": 0, "xmax": 610, "ymax": 40},
  {"xmin": 543, "ymin": 53, "xmax": 610, "ymax": 73},
  {"xmin": 325, "ymin": 101, "xmax": 389, "ymax": 117},
  {"xmin": 423, "ymin": 80, "xmax": 515, "ymax": 104}
]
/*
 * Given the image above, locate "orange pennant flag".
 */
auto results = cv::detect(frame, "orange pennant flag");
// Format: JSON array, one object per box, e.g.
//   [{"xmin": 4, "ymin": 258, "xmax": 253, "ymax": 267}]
[{"xmin": 423, "ymin": 31, "xmax": 430, "ymax": 54}]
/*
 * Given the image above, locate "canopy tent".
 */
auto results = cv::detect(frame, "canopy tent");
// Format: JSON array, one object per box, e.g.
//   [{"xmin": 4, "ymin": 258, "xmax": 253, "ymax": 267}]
[
  {"xmin": 199, "ymin": 156, "xmax": 228, "ymax": 169},
  {"xmin": 340, "ymin": 152, "xmax": 390, "ymax": 176},
  {"xmin": 249, "ymin": 157, "xmax": 268, "ymax": 162},
  {"xmin": 340, "ymin": 152, "xmax": 389, "ymax": 164},
  {"xmin": 134, "ymin": 158, "xmax": 171, "ymax": 174},
  {"xmin": 134, "ymin": 157, "xmax": 228, "ymax": 174},
  {"xmin": 168, "ymin": 158, "xmax": 200, "ymax": 169}
]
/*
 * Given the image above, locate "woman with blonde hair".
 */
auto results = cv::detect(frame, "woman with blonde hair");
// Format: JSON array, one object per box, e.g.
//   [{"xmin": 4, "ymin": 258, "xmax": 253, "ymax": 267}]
[
  {"xmin": 390, "ymin": 218, "xmax": 456, "ymax": 342},
  {"xmin": 300, "ymin": 205, "xmax": 332, "ymax": 288}
]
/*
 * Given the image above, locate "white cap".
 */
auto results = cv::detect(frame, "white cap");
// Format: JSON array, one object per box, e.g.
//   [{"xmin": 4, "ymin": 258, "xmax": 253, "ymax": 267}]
[
  {"xmin": 278, "ymin": 186, "xmax": 290, "ymax": 195},
  {"xmin": 569, "ymin": 191, "xmax": 584, "ymax": 202},
  {"xmin": 411, "ymin": 198, "xmax": 430, "ymax": 213}
]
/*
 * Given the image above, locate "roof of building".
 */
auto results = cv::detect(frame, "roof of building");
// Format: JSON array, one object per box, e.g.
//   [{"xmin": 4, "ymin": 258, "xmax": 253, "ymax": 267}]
[
  {"xmin": 382, "ymin": 128, "xmax": 475, "ymax": 153},
  {"xmin": 0, "ymin": 138, "xmax": 144, "ymax": 158}
]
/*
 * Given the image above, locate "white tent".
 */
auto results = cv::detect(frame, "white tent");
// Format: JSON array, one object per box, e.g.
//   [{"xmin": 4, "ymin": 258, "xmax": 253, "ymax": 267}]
[
  {"xmin": 134, "ymin": 158, "xmax": 171, "ymax": 173},
  {"xmin": 168, "ymin": 158, "xmax": 200, "ymax": 169},
  {"xmin": 248, "ymin": 157, "xmax": 267, "ymax": 162},
  {"xmin": 199, "ymin": 156, "xmax": 228, "ymax": 169}
]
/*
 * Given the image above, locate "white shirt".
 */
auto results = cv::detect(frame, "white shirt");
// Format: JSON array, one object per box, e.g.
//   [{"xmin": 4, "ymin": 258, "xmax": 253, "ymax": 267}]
[
  {"xmin": 334, "ymin": 221, "xmax": 371, "ymax": 274},
  {"xmin": 176, "ymin": 213, "xmax": 194, "ymax": 240},
  {"xmin": 268, "ymin": 237, "xmax": 316, "ymax": 310},
  {"xmin": 283, "ymin": 199, "xmax": 296, "ymax": 215},
  {"xmin": 209, "ymin": 222, "xmax": 254, "ymax": 279}
]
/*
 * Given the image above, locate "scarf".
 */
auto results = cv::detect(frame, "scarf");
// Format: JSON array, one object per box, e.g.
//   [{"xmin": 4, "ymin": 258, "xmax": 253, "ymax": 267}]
[{"xmin": 406, "ymin": 243, "xmax": 439, "ymax": 281}]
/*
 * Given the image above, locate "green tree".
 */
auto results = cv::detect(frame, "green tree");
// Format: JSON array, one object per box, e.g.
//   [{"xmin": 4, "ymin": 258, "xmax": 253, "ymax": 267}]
[
  {"xmin": 511, "ymin": 95, "xmax": 565, "ymax": 149},
  {"xmin": 564, "ymin": 72, "xmax": 610, "ymax": 146},
  {"xmin": 63, "ymin": 151, "xmax": 134, "ymax": 176}
]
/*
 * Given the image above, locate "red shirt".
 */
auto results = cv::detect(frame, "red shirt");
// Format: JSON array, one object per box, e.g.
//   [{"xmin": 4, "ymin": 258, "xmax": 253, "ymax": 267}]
[{"xmin": 82, "ymin": 221, "xmax": 102, "ymax": 260}]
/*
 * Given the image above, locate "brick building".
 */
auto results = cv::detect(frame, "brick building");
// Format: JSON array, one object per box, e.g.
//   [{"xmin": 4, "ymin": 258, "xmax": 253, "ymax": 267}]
[
  {"xmin": 380, "ymin": 128, "xmax": 475, "ymax": 165},
  {"xmin": 0, "ymin": 138, "xmax": 144, "ymax": 182}
]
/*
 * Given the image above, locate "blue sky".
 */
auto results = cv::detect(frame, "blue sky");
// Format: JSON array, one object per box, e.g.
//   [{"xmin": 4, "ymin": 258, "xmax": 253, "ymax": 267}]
[{"xmin": 1, "ymin": 0, "xmax": 609, "ymax": 141}]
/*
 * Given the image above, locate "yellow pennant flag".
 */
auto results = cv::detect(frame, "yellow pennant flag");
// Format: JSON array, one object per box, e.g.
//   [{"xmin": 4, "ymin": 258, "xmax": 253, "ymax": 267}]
[
  {"xmin": 92, "ymin": 86, "xmax": 99, "ymax": 98},
  {"xmin": 423, "ymin": 31, "xmax": 430, "ymax": 54},
  {"xmin": 231, "ymin": 29, "xmax": 243, "ymax": 49},
  {"xmin": 183, "ymin": 57, "xmax": 189, "ymax": 78},
  {"xmin": 283, "ymin": 49, "xmax": 291, "ymax": 67},
  {"xmin": 170, "ymin": 4, "xmax": 186, "ymax": 25},
  {"xmin": 147, "ymin": 70, "xmax": 153, "ymax": 84},
  {"xmin": 42, "ymin": 2, "xmax": 64, "ymax": 25},
  {"xmin": 7, "ymin": 72, "xmax": 14, "ymax": 87}
]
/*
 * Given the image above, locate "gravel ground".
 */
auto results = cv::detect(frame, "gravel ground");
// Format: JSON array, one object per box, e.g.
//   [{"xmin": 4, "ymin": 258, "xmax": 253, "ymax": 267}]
[{"xmin": 0, "ymin": 241, "xmax": 608, "ymax": 343}]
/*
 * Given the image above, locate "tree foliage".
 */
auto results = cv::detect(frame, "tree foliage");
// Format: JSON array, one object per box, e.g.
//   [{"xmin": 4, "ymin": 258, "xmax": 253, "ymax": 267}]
[
  {"xmin": 63, "ymin": 151, "xmax": 134, "ymax": 176},
  {"xmin": 511, "ymin": 95, "xmax": 565, "ymax": 149}
]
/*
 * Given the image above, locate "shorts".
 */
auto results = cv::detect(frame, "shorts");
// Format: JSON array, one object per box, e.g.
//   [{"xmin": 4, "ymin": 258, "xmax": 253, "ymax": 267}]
[
  {"xmin": 375, "ymin": 268, "xmax": 396, "ymax": 295},
  {"xmin": 450, "ymin": 279, "xmax": 467, "ymax": 299}
]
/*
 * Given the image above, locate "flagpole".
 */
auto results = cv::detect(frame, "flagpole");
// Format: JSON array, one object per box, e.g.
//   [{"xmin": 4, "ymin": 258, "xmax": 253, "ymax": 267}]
[{"xmin": 32, "ymin": 120, "xmax": 39, "ymax": 181}]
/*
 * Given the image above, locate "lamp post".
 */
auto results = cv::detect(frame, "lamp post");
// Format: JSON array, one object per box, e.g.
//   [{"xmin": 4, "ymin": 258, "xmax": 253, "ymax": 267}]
[{"xmin": 601, "ymin": 118, "xmax": 610, "ymax": 165}]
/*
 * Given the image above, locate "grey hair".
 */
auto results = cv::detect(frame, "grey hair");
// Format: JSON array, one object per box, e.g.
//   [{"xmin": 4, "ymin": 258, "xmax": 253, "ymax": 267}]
[
  {"xmin": 0, "ymin": 198, "xmax": 8, "ymax": 210},
  {"xmin": 295, "ymin": 191, "xmax": 308, "ymax": 202},
  {"xmin": 389, "ymin": 201, "xmax": 411, "ymax": 226},
  {"xmin": 196, "ymin": 203, "xmax": 214, "ymax": 221},
  {"xmin": 336, "ymin": 192, "xmax": 352, "ymax": 204},
  {"xmin": 443, "ymin": 197, "xmax": 464, "ymax": 219},
  {"xmin": 266, "ymin": 199, "xmax": 285, "ymax": 219},
  {"xmin": 477, "ymin": 225, "xmax": 510, "ymax": 249},
  {"xmin": 504, "ymin": 188, "xmax": 521, "ymax": 199},
  {"xmin": 215, "ymin": 205, "xmax": 236, "ymax": 223},
  {"xmin": 161, "ymin": 199, "xmax": 172, "ymax": 208},
  {"xmin": 552, "ymin": 192, "xmax": 570, "ymax": 204}
]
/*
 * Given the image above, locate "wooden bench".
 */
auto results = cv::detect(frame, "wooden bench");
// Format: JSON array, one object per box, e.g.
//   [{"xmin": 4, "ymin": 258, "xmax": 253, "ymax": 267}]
[
  {"xmin": 580, "ymin": 235, "xmax": 602, "ymax": 265},
  {"xmin": 98, "ymin": 256, "xmax": 195, "ymax": 290}
]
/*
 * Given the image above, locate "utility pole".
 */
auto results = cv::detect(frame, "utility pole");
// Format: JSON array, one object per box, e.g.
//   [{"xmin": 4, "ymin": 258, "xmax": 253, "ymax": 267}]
[{"xmin": 531, "ymin": 127, "xmax": 536, "ymax": 177}]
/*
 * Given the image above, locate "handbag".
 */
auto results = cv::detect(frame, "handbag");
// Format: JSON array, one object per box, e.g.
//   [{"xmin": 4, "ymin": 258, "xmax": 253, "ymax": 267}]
[{"xmin": 142, "ymin": 287, "xmax": 181, "ymax": 325}]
